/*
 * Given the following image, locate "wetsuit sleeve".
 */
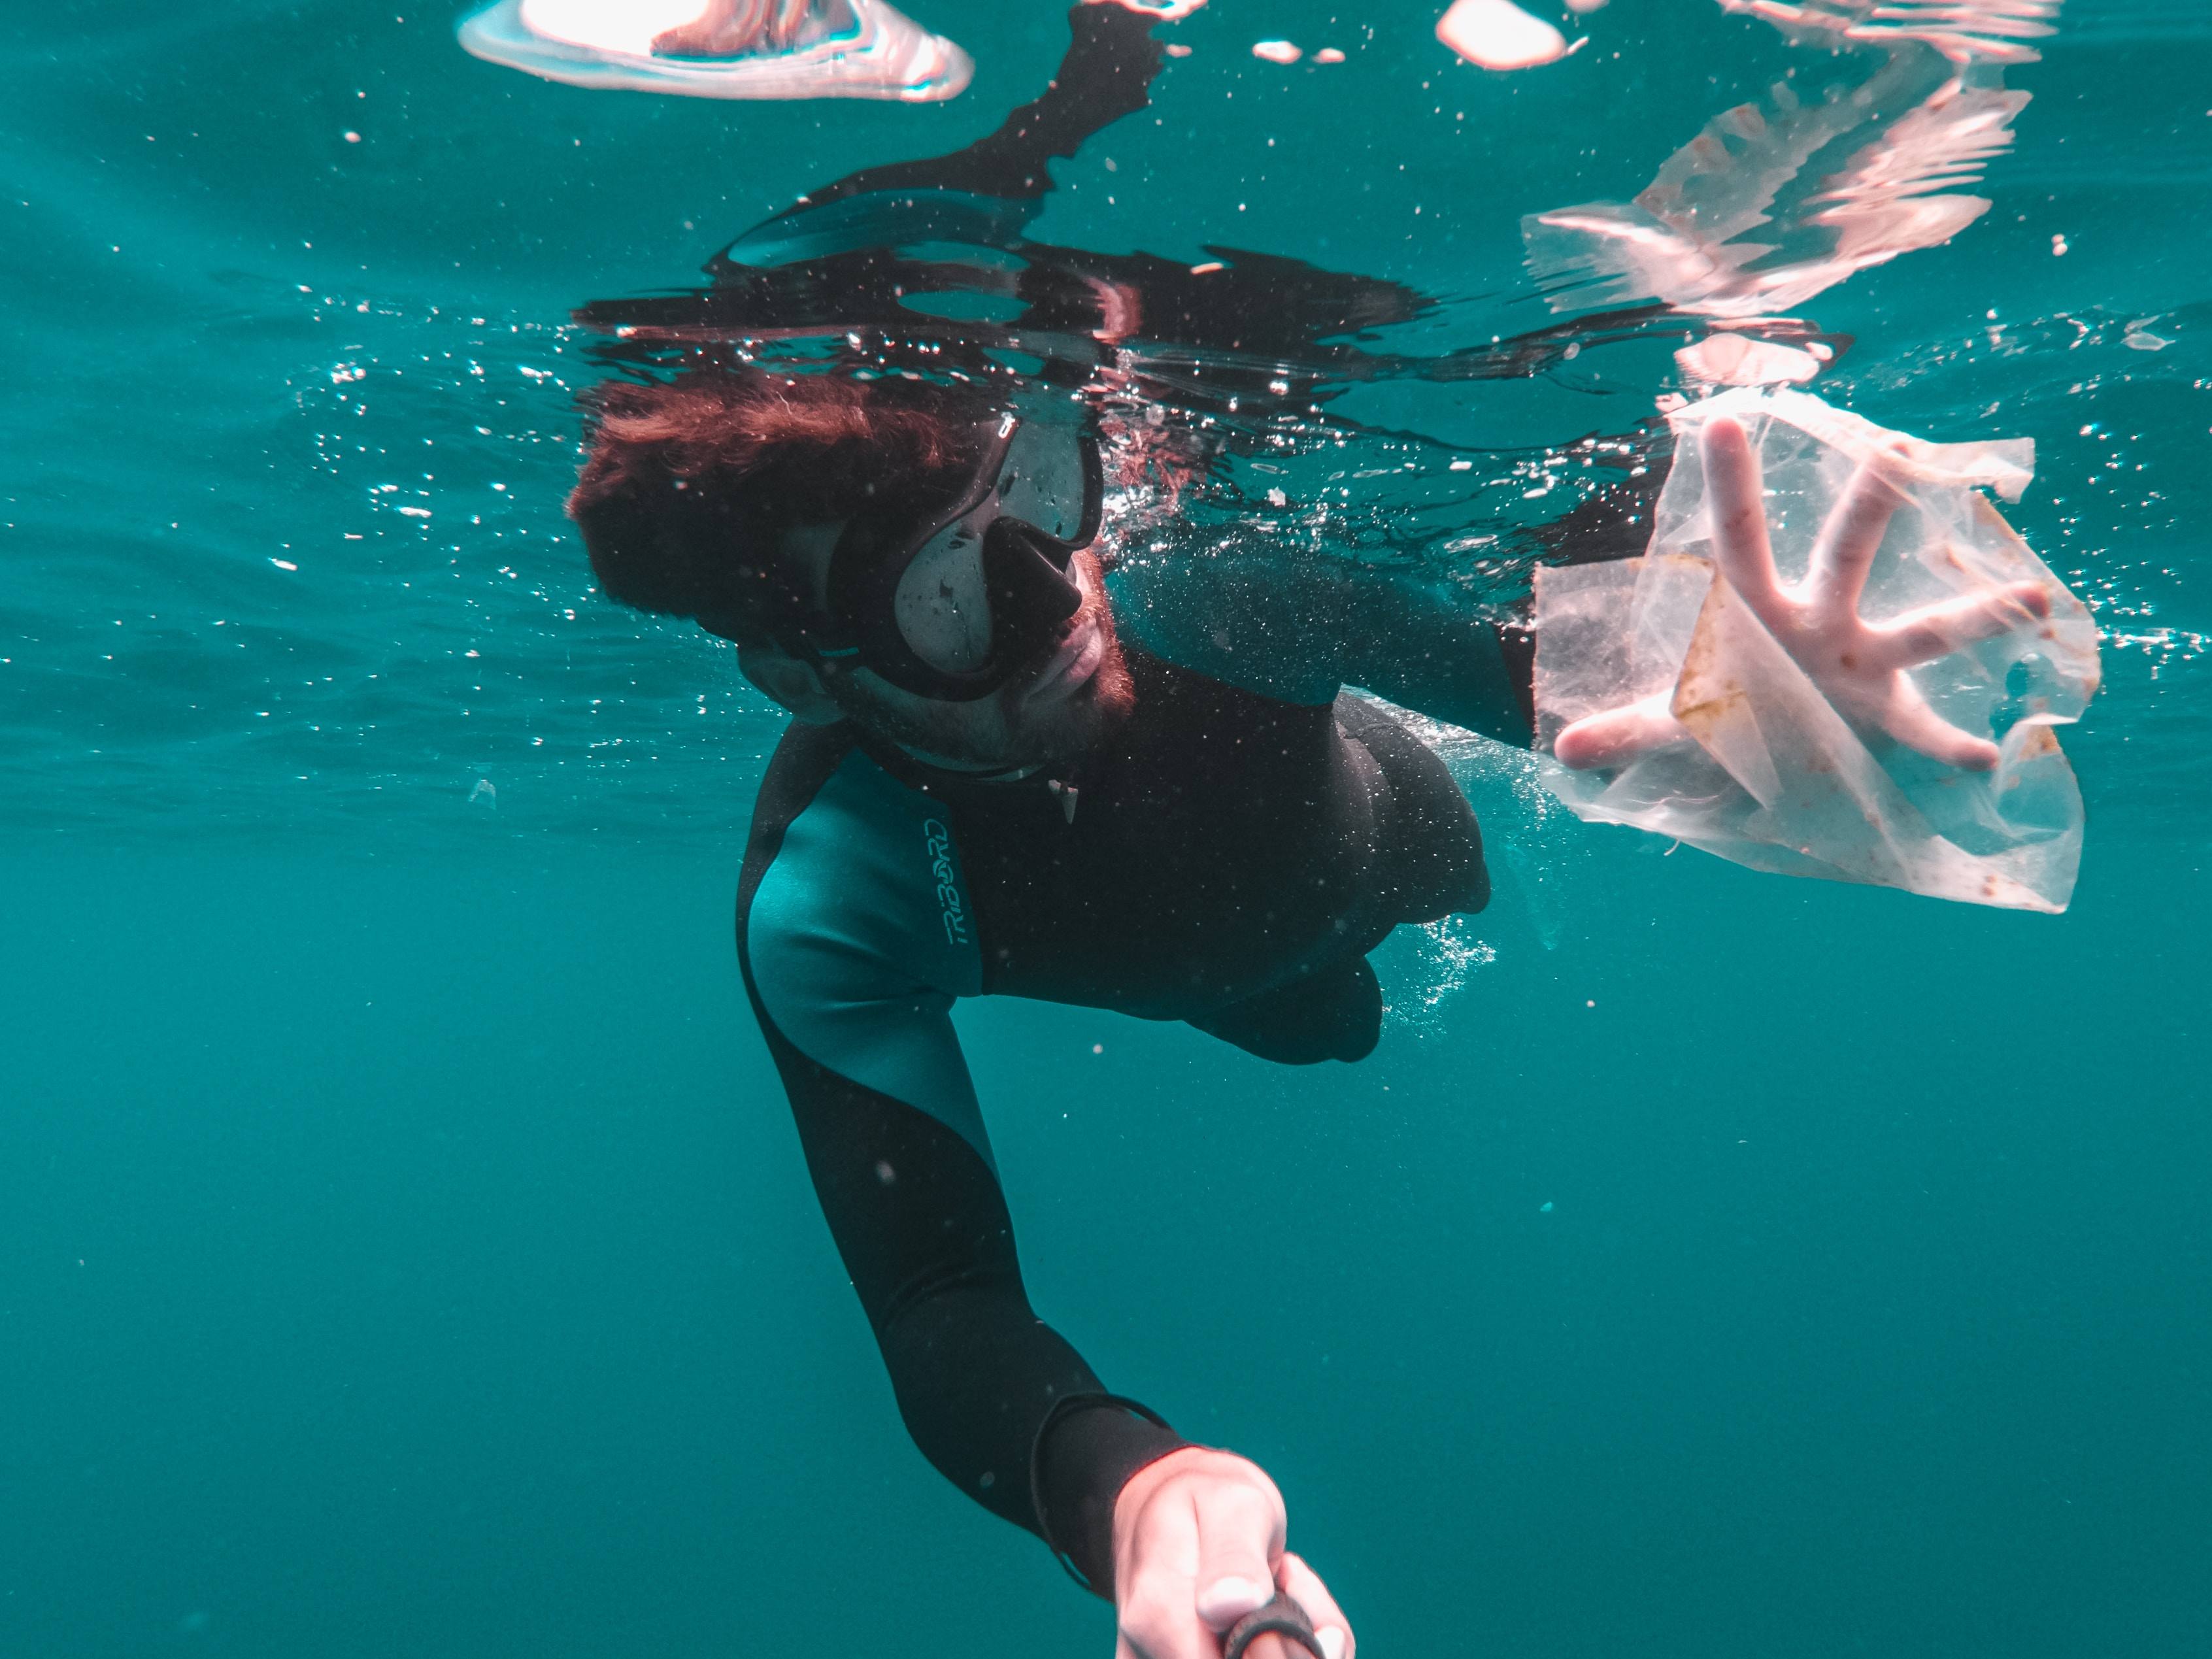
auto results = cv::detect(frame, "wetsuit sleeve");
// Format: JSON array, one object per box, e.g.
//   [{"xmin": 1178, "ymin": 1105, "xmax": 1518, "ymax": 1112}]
[
  {"xmin": 738, "ymin": 734, "xmax": 1186, "ymax": 1594},
  {"xmin": 1111, "ymin": 550, "xmax": 1535, "ymax": 745}
]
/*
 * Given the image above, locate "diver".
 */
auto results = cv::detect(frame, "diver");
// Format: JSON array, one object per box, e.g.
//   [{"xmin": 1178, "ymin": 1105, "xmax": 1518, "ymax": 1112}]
[
  {"xmin": 569, "ymin": 365, "xmax": 2040, "ymax": 1659},
  {"xmin": 553, "ymin": 7, "xmax": 2050, "ymax": 1658}
]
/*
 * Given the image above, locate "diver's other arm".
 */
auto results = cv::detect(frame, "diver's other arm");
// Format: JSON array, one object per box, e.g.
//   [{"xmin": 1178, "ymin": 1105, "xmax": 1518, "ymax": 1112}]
[
  {"xmin": 734, "ymin": 735, "xmax": 1186, "ymax": 1591},
  {"xmin": 765, "ymin": 1048, "xmax": 1187, "ymax": 1588},
  {"xmin": 1112, "ymin": 1447, "xmax": 1354, "ymax": 1659},
  {"xmin": 1552, "ymin": 414, "xmax": 2050, "ymax": 771}
]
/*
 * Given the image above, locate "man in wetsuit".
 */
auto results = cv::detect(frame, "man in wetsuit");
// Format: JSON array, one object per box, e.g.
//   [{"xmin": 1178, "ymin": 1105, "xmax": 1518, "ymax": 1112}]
[
  {"xmin": 550, "ymin": 3, "xmax": 2054, "ymax": 1651},
  {"xmin": 565, "ymin": 361, "xmax": 1549, "ymax": 1659},
  {"xmin": 566, "ymin": 364, "xmax": 2048, "ymax": 1659}
]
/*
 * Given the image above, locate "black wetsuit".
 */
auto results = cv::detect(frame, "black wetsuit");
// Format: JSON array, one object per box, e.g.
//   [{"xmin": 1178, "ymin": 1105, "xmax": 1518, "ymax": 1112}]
[{"xmin": 737, "ymin": 646, "xmax": 1500, "ymax": 1592}]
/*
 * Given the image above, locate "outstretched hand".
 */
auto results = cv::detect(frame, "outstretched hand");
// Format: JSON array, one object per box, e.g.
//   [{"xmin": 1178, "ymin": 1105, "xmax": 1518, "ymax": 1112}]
[
  {"xmin": 1112, "ymin": 1448, "xmax": 1351, "ymax": 1659},
  {"xmin": 1553, "ymin": 414, "xmax": 2051, "ymax": 773}
]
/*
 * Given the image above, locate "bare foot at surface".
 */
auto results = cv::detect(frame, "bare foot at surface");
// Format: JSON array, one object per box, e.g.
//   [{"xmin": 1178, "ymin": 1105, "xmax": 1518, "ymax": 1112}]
[{"xmin": 655, "ymin": 0, "xmax": 852, "ymax": 56}]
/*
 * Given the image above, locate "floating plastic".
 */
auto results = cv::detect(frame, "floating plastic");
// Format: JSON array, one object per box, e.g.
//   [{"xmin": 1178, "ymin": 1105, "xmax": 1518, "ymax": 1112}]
[
  {"xmin": 1533, "ymin": 388, "xmax": 2100, "ymax": 913},
  {"xmin": 457, "ymin": 0, "xmax": 973, "ymax": 102}
]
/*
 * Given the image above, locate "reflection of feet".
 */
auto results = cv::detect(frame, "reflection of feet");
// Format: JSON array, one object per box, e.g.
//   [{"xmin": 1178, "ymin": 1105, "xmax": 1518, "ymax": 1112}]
[
  {"xmin": 650, "ymin": 0, "xmax": 857, "ymax": 58},
  {"xmin": 458, "ymin": 0, "xmax": 973, "ymax": 101}
]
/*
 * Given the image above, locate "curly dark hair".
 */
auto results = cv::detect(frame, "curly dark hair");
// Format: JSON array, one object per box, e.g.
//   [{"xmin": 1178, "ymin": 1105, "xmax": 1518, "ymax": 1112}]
[{"xmin": 567, "ymin": 368, "xmax": 988, "ymax": 648}]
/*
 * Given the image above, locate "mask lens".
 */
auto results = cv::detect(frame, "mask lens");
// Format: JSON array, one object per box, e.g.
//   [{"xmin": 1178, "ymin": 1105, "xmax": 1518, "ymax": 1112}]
[
  {"xmin": 993, "ymin": 420, "xmax": 1090, "ymax": 543},
  {"xmin": 891, "ymin": 514, "xmax": 994, "ymax": 673}
]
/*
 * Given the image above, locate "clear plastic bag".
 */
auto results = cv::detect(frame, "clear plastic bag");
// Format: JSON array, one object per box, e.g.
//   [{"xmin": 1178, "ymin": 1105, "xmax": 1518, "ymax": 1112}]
[{"xmin": 1533, "ymin": 387, "xmax": 2100, "ymax": 912}]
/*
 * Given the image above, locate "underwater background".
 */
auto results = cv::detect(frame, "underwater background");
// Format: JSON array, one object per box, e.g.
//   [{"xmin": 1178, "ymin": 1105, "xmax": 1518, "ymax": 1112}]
[{"xmin": 3, "ymin": 1, "xmax": 2207, "ymax": 1654}]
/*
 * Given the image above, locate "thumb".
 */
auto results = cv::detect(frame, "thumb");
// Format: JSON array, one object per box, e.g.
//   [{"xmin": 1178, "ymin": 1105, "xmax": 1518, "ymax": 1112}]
[{"xmin": 1554, "ymin": 690, "xmax": 1686, "ymax": 771}]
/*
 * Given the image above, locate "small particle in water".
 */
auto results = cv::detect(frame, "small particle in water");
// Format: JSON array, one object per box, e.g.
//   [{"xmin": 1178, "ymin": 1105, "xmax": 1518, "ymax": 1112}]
[
  {"xmin": 1313, "ymin": 47, "xmax": 1345, "ymax": 63},
  {"xmin": 343, "ymin": 131, "xmax": 361, "ymax": 144},
  {"xmin": 468, "ymin": 779, "xmax": 496, "ymax": 807},
  {"xmin": 1265, "ymin": 487, "xmax": 1288, "ymax": 507},
  {"xmin": 1449, "ymin": 458, "xmax": 1473, "ymax": 471},
  {"xmin": 269, "ymin": 558, "xmax": 297, "ymax": 571},
  {"xmin": 875, "ymin": 1160, "xmax": 897, "ymax": 1185},
  {"xmin": 1092, "ymin": 1043, "xmax": 1104, "ymax": 1055},
  {"xmin": 1165, "ymin": 42, "xmax": 1192, "ymax": 58},
  {"xmin": 1539, "ymin": 1201, "xmax": 1554, "ymax": 1213},
  {"xmin": 1252, "ymin": 40, "xmax": 1301, "ymax": 64},
  {"xmin": 2124, "ymin": 330, "xmax": 2170, "ymax": 352},
  {"xmin": 1585, "ymin": 999, "xmax": 1596, "ymax": 1008},
  {"xmin": 2051, "ymin": 234, "xmax": 2069, "ymax": 256}
]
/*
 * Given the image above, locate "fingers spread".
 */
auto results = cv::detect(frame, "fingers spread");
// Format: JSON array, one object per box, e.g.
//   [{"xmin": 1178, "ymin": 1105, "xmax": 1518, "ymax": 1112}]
[
  {"xmin": 1873, "ymin": 580, "xmax": 2051, "ymax": 669},
  {"xmin": 1278, "ymin": 1552, "xmax": 1354, "ymax": 1659},
  {"xmin": 1701, "ymin": 416, "xmax": 1784, "ymax": 611},
  {"xmin": 1553, "ymin": 692, "xmax": 1688, "ymax": 771},
  {"xmin": 1805, "ymin": 461, "xmax": 1906, "ymax": 620},
  {"xmin": 1878, "ymin": 681, "xmax": 2000, "ymax": 771},
  {"xmin": 1193, "ymin": 1482, "xmax": 1285, "ymax": 1630}
]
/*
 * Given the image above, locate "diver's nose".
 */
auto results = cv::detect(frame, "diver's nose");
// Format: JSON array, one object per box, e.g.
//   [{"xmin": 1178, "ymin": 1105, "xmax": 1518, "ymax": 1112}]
[{"xmin": 983, "ymin": 517, "xmax": 1084, "ymax": 626}]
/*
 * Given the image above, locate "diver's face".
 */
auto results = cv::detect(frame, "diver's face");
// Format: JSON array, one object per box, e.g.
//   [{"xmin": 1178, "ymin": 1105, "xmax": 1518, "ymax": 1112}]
[{"xmin": 784, "ymin": 526, "xmax": 1134, "ymax": 769}]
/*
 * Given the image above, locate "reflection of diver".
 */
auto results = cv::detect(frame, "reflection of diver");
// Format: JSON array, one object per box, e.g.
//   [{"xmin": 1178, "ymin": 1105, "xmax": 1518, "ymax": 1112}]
[{"xmin": 561, "ymin": 8, "xmax": 2045, "ymax": 1658}]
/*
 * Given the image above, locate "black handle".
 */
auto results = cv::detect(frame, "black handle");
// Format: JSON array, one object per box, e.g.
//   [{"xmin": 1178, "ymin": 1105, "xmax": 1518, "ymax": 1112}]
[{"xmin": 1222, "ymin": 1593, "xmax": 1324, "ymax": 1659}]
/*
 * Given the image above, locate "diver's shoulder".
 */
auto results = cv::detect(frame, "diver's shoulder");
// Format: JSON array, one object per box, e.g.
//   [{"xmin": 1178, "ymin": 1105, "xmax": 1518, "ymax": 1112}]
[{"xmin": 745, "ymin": 736, "xmax": 981, "ymax": 995}]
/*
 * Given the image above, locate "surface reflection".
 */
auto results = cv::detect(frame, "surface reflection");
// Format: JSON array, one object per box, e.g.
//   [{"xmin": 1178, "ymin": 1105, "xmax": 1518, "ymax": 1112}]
[{"xmin": 1528, "ymin": 0, "xmax": 2063, "ymax": 317}]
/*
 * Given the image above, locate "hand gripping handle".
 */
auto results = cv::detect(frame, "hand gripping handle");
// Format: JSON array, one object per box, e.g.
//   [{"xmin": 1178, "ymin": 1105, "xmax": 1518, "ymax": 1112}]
[{"xmin": 1222, "ymin": 1592, "xmax": 1324, "ymax": 1659}]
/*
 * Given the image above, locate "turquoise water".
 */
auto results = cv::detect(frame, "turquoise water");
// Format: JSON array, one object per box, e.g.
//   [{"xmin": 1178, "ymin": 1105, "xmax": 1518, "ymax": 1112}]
[{"xmin": 4, "ymin": 3, "xmax": 2208, "ymax": 1654}]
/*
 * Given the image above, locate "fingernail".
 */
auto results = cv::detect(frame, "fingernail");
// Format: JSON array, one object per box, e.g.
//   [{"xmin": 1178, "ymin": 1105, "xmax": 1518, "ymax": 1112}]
[
  {"xmin": 1196, "ymin": 1576, "xmax": 1272, "ymax": 1626},
  {"xmin": 1318, "ymin": 1629, "xmax": 1347, "ymax": 1659}
]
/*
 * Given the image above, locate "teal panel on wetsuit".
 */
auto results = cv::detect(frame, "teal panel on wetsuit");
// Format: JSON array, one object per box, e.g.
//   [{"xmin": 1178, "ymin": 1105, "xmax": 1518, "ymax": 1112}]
[{"xmin": 748, "ymin": 750, "xmax": 992, "ymax": 1169}]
